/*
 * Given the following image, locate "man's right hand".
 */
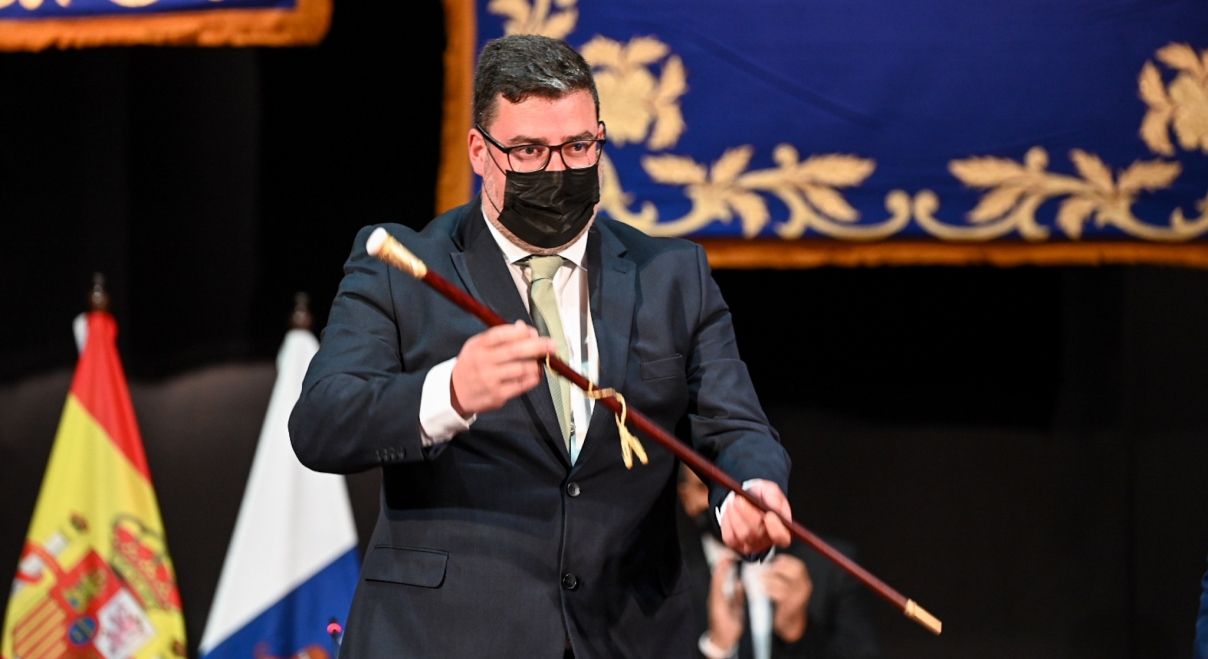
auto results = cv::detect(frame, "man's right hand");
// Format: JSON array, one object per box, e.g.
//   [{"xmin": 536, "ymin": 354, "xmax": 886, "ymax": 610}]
[{"xmin": 450, "ymin": 321, "xmax": 555, "ymax": 416}]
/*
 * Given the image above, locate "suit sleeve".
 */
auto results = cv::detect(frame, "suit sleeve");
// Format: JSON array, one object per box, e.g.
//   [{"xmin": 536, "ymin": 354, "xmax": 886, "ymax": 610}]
[
  {"xmin": 683, "ymin": 243, "xmax": 791, "ymax": 511},
  {"xmin": 289, "ymin": 225, "xmax": 432, "ymax": 474}
]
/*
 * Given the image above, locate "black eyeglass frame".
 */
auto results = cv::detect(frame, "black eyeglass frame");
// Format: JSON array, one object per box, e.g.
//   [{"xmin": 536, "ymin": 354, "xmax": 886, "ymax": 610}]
[{"xmin": 475, "ymin": 121, "xmax": 607, "ymax": 173}]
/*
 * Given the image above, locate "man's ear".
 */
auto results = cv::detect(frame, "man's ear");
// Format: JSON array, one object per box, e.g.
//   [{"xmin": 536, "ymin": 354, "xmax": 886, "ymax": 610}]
[{"xmin": 468, "ymin": 129, "xmax": 486, "ymax": 177}]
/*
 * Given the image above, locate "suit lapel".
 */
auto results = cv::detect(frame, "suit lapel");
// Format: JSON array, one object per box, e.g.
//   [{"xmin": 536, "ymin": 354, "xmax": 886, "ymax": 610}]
[
  {"xmin": 449, "ymin": 208, "xmax": 571, "ymax": 467},
  {"xmin": 577, "ymin": 222, "xmax": 635, "ymax": 469}
]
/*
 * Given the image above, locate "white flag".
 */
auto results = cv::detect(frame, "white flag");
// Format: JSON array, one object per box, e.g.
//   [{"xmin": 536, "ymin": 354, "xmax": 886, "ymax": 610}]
[{"xmin": 199, "ymin": 329, "xmax": 358, "ymax": 658}]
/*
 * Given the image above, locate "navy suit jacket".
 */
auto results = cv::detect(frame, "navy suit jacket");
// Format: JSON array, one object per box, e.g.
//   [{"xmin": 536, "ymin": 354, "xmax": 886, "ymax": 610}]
[{"xmin": 290, "ymin": 201, "xmax": 790, "ymax": 658}]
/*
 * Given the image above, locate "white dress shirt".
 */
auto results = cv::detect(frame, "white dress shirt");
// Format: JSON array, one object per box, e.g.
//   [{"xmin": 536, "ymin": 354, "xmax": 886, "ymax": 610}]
[
  {"xmin": 418, "ymin": 213, "xmax": 597, "ymax": 463},
  {"xmin": 700, "ymin": 534, "xmax": 775, "ymax": 659}
]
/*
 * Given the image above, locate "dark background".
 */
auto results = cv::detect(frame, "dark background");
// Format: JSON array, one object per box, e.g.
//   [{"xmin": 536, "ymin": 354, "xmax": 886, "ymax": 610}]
[{"xmin": 2, "ymin": 2, "xmax": 1206, "ymax": 657}]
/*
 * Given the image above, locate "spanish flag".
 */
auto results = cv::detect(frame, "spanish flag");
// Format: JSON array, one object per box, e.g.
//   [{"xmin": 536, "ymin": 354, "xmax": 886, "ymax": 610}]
[{"xmin": 3, "ymin": 312, "xmax": 186, "ymax": 658}]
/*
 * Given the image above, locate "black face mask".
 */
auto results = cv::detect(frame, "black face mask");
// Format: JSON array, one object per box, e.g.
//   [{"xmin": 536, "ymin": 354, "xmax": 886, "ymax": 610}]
[{"xmin": 495, "ymin": 164, "xmax": 600, "ymax": 250}]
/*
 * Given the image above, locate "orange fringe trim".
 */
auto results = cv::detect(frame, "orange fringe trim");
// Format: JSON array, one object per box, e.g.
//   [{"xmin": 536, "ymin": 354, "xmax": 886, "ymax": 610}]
[
  {"xmin": 436, "ymin": 0, "xmax": 474, "ymax": 215},
  {"xmin": 699, "ymin": 239, "xmax": 1208, "ymax": 269},
  {"xmin": 0, "ymin": 0, "xmax": 330, "ymax": 50}
]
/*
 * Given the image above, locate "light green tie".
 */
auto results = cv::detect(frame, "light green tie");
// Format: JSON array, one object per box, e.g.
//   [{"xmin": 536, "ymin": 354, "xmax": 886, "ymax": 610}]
[{"xmin": 527, "ymin": 255, "xmax": 574, "ymax": 453}]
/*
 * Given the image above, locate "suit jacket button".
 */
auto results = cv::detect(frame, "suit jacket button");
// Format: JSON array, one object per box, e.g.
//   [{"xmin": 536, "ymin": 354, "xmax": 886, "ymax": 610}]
[
  {"xmin": 566, "ymin": 481, "xmax": 581, "ymax": 497},
  {"xmin": 561, "ymin": 573, "xmax": 579, "ymax": 590}
]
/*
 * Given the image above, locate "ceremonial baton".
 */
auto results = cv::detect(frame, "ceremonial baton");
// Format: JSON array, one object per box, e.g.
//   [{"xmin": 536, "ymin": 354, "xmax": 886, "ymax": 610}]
[{"xmin": 366, "ymin": 227, "xmax": 942, "ymax": 635}]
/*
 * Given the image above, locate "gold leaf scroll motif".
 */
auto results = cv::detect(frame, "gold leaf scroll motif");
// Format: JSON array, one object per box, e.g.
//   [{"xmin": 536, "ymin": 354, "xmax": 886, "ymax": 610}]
[
  {"xmin": 602, "ymin": 145, "xmax": 909, "ymax": 240},
  {"xmin": 491, "ymin": 0, "xmax": 577, "ymax": 40},
  {"xmin": 915, "ymin": 147, "xmax": 1208, "ymax": 241},
  {"xmin": 582, "ymin": 35, "xmax": 688, "ymax": 150},
  {"xmin": 0, "ymin": 0, "xmax": 72, "ymax": 9},
  {"xmin": 1139, "ymin": 43, "xmax": 1208, "ymax": 155}
]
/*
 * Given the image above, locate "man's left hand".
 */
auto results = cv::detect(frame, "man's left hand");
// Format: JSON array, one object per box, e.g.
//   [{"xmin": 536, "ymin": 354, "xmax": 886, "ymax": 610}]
[
  {"xmin": 719, "ymin": 480, "xmax": 792, "ymax": 555},
  {"xmin": 763, "ymin": 553, "xmax": 812, "ymax": 643}
]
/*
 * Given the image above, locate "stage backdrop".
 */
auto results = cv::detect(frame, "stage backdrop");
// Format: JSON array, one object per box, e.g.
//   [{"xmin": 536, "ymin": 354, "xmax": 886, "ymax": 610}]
[{"xmin": 439, "ymin": 0, "xmax": 1208, "ymax": 267}]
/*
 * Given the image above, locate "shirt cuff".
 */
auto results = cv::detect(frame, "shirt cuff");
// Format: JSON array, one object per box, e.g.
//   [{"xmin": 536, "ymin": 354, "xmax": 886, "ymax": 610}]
[
  {"xmin": 698, "ymin": 632, "xmax": 737, "ymax": 659},
  {"xmin": 419, "ymin": 357, "xmax": 476, "ymax": 446},
  {"xmin": 715, "ymin": 478, "xmax": 760, "ymax": 527}
]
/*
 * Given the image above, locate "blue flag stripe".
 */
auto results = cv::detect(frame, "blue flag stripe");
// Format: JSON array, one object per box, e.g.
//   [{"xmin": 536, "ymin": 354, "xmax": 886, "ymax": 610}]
[{"xmin": 201, "ymin": 548, "xmax": 359, "ymax": 658}]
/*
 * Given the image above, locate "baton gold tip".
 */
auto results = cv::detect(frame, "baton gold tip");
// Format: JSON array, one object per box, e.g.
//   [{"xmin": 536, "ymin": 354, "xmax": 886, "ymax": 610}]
[
  {"xmin": 367, "ymin": 227, "xmax": 428, "ymax": 279},
  {"xmin": 904, "ymin": 599, "xmax": 942, "ymax": 635},
  {"xmin": 366, "ymin": 227, "xmax": 390, "ymax": 257}
]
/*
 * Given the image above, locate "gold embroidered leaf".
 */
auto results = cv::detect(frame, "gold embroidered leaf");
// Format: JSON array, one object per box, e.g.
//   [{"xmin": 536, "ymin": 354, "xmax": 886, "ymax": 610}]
[
  {"xmin": 1169, "ymin": 75, "xmax": 1208, "ymax": 151},
  {"xmin": 1118, "ymin": 160, "xmax": 1181, "ymax": 194},
  {"xmin": 624, "ymin": 37, "xmax": 669, "ymax": 67},
  {"xmin": 1024, "ymin": 147, "xmax": 1048, "ymax": 171},
  {"xmin": 1070, "ymin": 150, "xmax": 1114, "ymax": 193},
  {"xmin": 796, "ymin": 155, "xmax": 874, "ymax": 187},
  {"xmin": 643, "ymin": 154, "xmax": 707, "ymax": 184},
  {"xmin": 968, "ymin": 186, "xmax": 1026, "ymax": 223},
  {"xmin": 1056, "ymin": 196, "xmax": 1097, "ymax": 239},
  {"xmin": 802, "ymin": 184, "xmax": 859, "ymax": 222},
  {"xmin": 949, "ymin": 157, "xmax": 1026, "ymax": 187},
  {"xmin": 728, "ymin": 191, "xmax": 770, "ymax": 237},
  {"xmin": 687, "ymin": 187, "xmax": 731, "ymax": 223},
  {"xmin": 734, "ymin": 168, "xmax": 785, "ymax": 189},
  {"xmin": 649, "ymin": 105, "xmax": 684, "ymax": 151},
  {"xmin": 1157, "ymin": 43, "xmax": 1205, "ymax": 77},
  {"xmin": 1138, "ymin": 62, "xmax": 1170, "ymax": 109},
  {"xmin": 581, "ymin": 36, "xmax": 624, "ymax": 69},
  {"xmin": 655, "ymin": 55, "xmax": 687, "ymax": 103},
  {"xmin": 541, "ymin": 9, "xmax": 577, "ymax": 39},
  {"xmin": 711, "ymin": 146, "xmax": 753, "ymax": 185},
  {"xmin": 488, "ymin": 0, "xmax": 529, "ymax": 23},
  {"xmin": 772, "ymin": 144, "xmax": 800, "ymax": 168},
  {"xmin": 1140, "ymin": 109, "xmax": 1175, "ymax": 156}
]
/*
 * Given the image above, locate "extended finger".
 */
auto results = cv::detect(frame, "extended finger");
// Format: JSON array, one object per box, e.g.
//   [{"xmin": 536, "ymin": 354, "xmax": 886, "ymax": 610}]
[
  {"xmin": 722, "ymin": 502, "xmax": 756, "ymax": 550},
  {"xmin": 763, "ymin": 510, "xmax": 792, "ymax": 548},
  {"xmin": 481, "ymin": 320, "xmax": 539, "ymax": 346},
  {"xmin": 489, "ymin": 360, "xmax": 541, "ymax": 384},
  {"xmin": 761, "ymin": 574, "xmax": 788, "ymax": 601},
  {"xmin": 498, "ymin": 335, "xmax": 557, "ymax": 363},
  {"xmin": 709, "ymin": 557, "xmax": 737, "ymax": 598},
  {"xmin": 494, "ymin": 363, "xmax": 545, "ymax": 397}
]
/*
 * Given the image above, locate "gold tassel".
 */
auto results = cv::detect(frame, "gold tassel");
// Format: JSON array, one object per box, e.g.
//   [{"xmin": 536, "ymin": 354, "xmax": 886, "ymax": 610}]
[{"xmin": 586, "ymin": 384, "xmax": 648, "ymax": 469}]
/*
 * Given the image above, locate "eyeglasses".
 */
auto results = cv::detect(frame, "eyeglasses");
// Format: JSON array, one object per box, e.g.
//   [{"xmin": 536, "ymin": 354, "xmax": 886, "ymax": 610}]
[{"xmin": 475, "ymin": 122, "xmax": 606, "ymax": 173}]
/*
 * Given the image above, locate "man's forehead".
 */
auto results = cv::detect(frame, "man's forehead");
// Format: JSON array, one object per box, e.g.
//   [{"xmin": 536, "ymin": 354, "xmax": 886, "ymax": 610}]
[{"xmin": 484, "ymin": 90, "xmax": 598, "ymax": 138}]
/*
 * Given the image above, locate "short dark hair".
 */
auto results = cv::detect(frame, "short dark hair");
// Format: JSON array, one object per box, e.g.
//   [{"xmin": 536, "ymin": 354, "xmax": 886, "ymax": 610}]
[{"xmin": 473, "ymin": 34, "xmax": 600, "ymax": 130}]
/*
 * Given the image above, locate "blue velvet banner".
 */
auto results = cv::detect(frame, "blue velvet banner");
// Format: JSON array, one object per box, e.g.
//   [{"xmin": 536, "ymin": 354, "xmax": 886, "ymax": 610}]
[{"xmin": 474, "ymin": 0, "xmax": 1208, "ymax": 265}]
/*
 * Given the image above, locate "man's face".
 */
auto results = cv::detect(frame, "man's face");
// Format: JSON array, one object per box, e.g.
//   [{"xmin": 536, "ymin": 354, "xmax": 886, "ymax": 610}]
[{"xmin": 468, "ymin": 89, "xmax": 600, "ymax": 224}]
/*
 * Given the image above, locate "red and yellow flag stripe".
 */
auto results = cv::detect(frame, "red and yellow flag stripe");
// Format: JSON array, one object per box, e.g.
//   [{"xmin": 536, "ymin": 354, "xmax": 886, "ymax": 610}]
[{"xmin": 3, "ymin": 312, "xmax": 185, "ymax": 659}]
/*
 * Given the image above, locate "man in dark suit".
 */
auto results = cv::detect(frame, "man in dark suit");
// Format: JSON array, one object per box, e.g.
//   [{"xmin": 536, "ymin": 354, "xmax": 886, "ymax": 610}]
[
  {"xmin": 290, "ymin": 34, "xmax": 792, "ymax": 658},
  {"xmin": 678, "ymin": 467, "xmax": 880, "ymax": 659}
]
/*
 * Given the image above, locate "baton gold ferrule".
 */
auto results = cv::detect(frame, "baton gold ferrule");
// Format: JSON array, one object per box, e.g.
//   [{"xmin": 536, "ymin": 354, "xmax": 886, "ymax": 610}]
[
  {"xmin": 904, "ymin": 599, "xmax": 942, "ymax": 635},
  {"xmin": 367, "ymin": 228, "xmax": 428, "ymax": 279}
]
